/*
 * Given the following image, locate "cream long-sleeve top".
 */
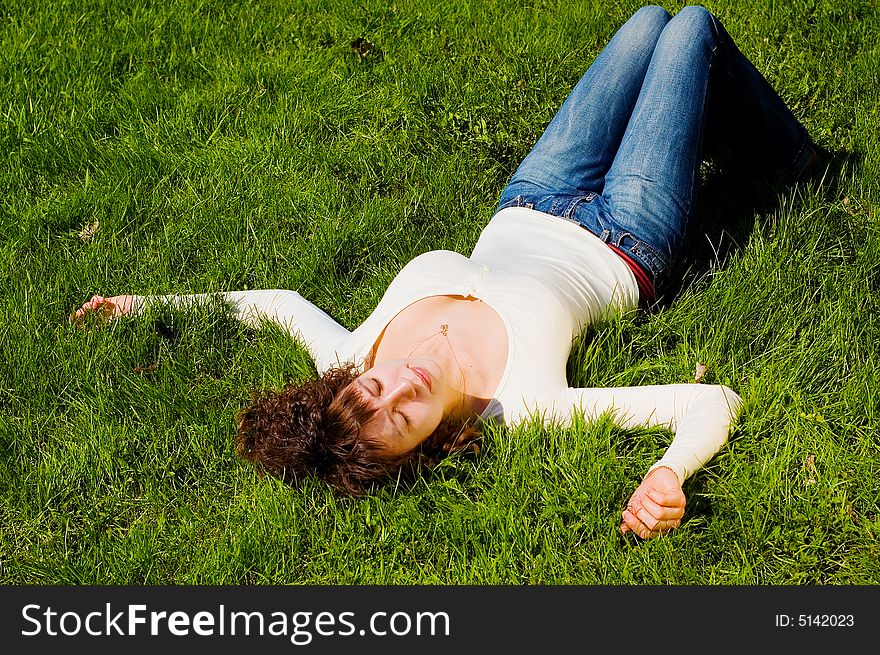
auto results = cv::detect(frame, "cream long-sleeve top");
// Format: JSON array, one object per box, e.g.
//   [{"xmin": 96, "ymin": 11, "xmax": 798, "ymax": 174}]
[{"xmin": 130, "ymin": 206, "xmax": 744, "ymax": 483}]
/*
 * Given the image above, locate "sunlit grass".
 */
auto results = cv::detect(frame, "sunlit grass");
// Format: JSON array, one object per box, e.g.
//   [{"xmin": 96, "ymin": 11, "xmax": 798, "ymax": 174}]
[{"xmin": 1, "ymin": 0, "xmax": 878, "ymax": 584}]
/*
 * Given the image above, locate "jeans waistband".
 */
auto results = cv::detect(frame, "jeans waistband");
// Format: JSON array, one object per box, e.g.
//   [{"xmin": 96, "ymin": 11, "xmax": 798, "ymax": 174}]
[{"xmin": 496, "ymin": 185, "xmax": 669, "ymax": 304}]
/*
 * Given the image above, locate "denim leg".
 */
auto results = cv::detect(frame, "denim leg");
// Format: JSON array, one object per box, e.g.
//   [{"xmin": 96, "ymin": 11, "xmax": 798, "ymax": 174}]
[
  {"xmin": 498, "ymin": 5, "xmax": 671, "ymax": 208},
  {"xmin": 602, "ymin": 5, "xmax": 811, "ymax": 290},
  {"xmin": 602, "ymin": 5, "xmax": 718, "ymax": 283}
]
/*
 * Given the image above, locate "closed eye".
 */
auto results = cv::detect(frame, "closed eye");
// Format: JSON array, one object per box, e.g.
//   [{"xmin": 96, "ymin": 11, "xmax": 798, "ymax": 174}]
[{"xmin": 368, "ymin": 378, "xmax": 409, "ymax": 430}]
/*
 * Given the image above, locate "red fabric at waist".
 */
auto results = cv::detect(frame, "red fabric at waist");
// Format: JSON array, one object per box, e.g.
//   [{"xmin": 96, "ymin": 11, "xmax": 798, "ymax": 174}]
[{"xmin": 606, "ymin": 243, "xmax": 656, "ymax": 307}]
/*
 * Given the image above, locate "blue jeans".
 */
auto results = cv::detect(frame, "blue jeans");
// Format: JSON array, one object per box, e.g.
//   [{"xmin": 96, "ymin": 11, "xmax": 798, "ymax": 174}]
[{"xmin": 496, "ymin": 5, "xmax": 812, "ymax": 303}]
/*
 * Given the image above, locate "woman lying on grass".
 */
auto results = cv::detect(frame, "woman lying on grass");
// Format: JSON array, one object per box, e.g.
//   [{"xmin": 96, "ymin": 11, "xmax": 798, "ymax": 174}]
[{"xmin": 72, "ymin": 5, "xmax": 818, "ymax": 539}]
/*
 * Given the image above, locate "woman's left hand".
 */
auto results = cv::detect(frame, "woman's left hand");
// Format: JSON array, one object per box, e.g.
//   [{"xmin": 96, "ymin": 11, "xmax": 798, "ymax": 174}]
[
  {"xmin": 620, "ymin": 466, "xmax": 686, "ymax": 539},
  {"xmin": 69, "ymin": 294, "xmax": 135, "ymax": 326}
]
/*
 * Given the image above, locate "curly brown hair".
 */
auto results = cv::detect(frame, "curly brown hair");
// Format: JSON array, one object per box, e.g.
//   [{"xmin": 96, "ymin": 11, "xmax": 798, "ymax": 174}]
[{"xmin": 234, "ymin": 363, "xmax": 481, "ymax": 496}]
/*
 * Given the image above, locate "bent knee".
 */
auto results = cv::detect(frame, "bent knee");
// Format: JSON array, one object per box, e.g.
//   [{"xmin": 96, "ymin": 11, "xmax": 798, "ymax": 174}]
[
  {"xmin": 634, "ymin": 4, "xmax": 672, "ymax": 24},
  {"xmin": 658, "ymin": 4, "xmax": 719, "ymax": 50},
  {"xmin": 670, "ymin": 5, "xmax": 718, "ymax": 33},
  {"xmin": 675, "ymin": 4, "xmax": 715, "ymax": 21},
  {"xmin": 614, "ymin": 5, "xmax": 672, "ymax": 57}
]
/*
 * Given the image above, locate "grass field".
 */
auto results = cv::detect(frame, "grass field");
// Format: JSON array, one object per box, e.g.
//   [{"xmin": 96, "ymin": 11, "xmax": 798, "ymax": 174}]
[{"xmin": 1, "ymin": 0, "xmax": 878, "ymax": 584}]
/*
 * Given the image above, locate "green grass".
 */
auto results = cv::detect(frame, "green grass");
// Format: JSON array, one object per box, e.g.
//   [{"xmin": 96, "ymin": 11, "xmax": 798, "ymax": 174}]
[{"xmin": 1, "ymin": 0, "xmax": 878, "ymax": 584}]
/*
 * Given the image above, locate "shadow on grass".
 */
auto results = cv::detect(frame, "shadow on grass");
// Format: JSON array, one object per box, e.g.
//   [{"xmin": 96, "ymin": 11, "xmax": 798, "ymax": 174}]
[{"xmin": 657, "ymin": 145, "xmax": 860, "ymax": 309}]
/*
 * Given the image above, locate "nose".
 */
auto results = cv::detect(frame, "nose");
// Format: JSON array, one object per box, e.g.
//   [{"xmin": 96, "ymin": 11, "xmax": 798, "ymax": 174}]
[{"xmin": 385, "ymin": 377, "xmax": 416, "ymax": 404}]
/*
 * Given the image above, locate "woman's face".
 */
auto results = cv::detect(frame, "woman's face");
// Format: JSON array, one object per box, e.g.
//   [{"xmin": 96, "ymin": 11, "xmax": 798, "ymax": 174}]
[{"xmin": 352, "ymin": 358, "xmax": 452, "ymax": 455}]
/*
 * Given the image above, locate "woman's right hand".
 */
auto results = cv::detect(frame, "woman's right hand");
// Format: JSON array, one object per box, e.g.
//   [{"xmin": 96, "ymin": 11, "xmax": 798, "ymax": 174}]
[
  {"xmin": 69, "ymin": 294, "xmax": 135, "ymax": 325},
  {"xmin": 619, "ymin": 466, "xmax": 686, "ymax": 539}
]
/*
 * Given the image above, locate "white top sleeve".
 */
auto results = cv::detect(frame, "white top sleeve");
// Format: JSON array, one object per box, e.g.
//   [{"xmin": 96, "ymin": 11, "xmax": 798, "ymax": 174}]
[
  {"xmin": 129, "ymin": 290, "xmax": 350, "ymax": 372},
  {"xmin": 564, "ymin": 383, "xmax": 744, "ymax": 483}
]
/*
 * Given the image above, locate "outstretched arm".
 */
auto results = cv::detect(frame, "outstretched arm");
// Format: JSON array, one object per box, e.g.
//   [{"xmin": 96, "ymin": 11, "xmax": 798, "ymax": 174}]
[
  {"xmin": 71, "ymin": 290, "xmax": 351, "ymax": 372},
  {"xmin": 562, "ymin": 383, "xmax": 744, "ymax": 538}
]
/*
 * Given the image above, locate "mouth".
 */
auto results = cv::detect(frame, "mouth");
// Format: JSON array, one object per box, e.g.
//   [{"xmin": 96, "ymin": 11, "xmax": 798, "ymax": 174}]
[{"xmin": 411, "ymin": 366, "xmax": 432, "ymax": 392}]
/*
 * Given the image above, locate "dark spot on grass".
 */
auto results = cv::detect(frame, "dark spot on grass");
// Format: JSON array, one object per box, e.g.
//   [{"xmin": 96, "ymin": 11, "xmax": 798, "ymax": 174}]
[{"xmin": 350, "ymin": 37, "xmax": 374, "ymax": 59}]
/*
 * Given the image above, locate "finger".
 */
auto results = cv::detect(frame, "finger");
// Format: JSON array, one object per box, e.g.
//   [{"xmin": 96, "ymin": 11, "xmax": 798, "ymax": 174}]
[
  {"xmin": 645, "ymin": 518, "xmax": 680, "ymax": 536},
  {"xmin": 647, "ymin": 488, "xmax": 684, "ymax": 507},
  {"xmin": 627, "ymin": 505, "xmax": 679, "ymax": 538},
  {"xmin": 660, "ymin": 518, "xmax": 681, "ymax": 531},
  {"xmin": 633, "ymin": 518, "xmax": 655, "ymax": 540},
  {"xmin": 632, "ymin": 504, "xmax": 661, "ymax": 532},
  {"xmin": 627, "ymin": 496, "xmax": 669, "ymax": 531},
  {"xmin": 639, "ymin": 494, "xmax": 685, "ymax": 521},
  {"xmin": 621, "ymin": 509, "xmax": 638, "ymax": 534},
  {"xmin": 625, "ymin": 498, "xmax": 652, "ymax": 531},
  {"xmin": 638, "ymin": 512, "xmax": 681, "ymax": 536},
  {"xmin": 621, "ymin": 509, "xmax": 653, "ymax": 539},
  {"xmin": 69, "ymin": 309, "xmax": 90, "ymax": 327},
  {"xmin": 627, "ymin": 495, "xmax": 647, "ymax": 516}
]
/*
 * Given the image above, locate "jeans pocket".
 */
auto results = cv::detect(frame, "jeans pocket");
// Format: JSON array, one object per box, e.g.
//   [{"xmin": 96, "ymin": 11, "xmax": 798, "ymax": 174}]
[{"xmin": 595, "ymin": 211, "xmax": 670, "ymax": 281}]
